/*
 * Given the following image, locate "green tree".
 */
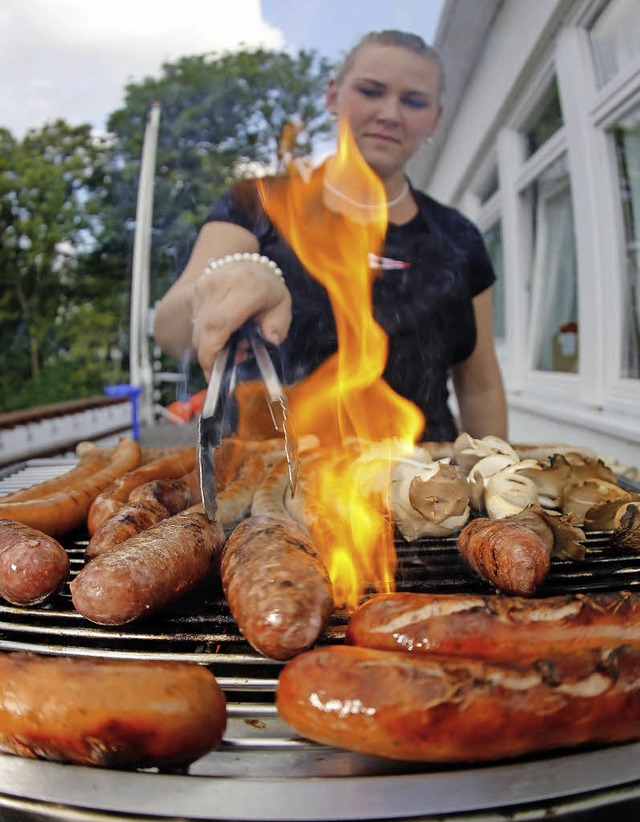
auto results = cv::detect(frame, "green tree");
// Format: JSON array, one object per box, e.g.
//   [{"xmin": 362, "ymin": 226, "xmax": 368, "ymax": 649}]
[
  {"xmin": 106, "ymin": 47, "xmax": 334, "ymax": 307},
  {"xmin": 0, "ymin": 121, "xmax": 119, "ymax": 411},
  {"xmin": 0, "ymin": 47, "xmax": 334, "ymax": 413}
]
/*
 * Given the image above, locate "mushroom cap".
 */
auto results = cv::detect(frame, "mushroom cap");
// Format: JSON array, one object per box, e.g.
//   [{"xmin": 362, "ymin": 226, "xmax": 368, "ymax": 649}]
[
  {"xmin": 391, "ymin": 461, "xmax": 471, "ymax": 541},
  {"xmin": 468, "ymin": 454, "xmax": 519, "ymax": 513},
  {"xmin": 511, "ymin": 456, "xmax": 573, "ymax": 509},
  {"xmin": 484, "ymin": 470, "xmax": 539, "ymax": 519},
  {"xmin": 562, "ymin": 478, "xmax": 630, "ymax": 524},
  {"xmin": 452, "ymin": 433, "xmax": 519, "ymax": 474}
]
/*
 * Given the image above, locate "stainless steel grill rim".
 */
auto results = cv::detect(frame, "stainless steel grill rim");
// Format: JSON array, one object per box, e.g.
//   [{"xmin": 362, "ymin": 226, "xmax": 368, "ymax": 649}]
[{"xmin": 2, "ymin": 457, "xmax": 640, "ymax": 821}]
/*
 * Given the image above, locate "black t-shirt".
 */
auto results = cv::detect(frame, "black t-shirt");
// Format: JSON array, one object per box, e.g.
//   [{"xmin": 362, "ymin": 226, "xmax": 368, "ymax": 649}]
[{"xmin": 204, "ymin": 168, "xmax": 496, "ymax": 441}]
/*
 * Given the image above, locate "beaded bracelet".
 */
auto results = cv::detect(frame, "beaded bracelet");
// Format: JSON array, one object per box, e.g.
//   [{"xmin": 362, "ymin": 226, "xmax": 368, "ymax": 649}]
[{"xmin": 202, "ymin": 252, "xmax": 283, "ymax": 279}]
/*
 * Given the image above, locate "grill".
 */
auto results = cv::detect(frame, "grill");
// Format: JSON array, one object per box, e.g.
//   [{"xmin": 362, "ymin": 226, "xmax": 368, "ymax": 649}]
[{"xmin": 2, "ymin": 458, "xmax": 640, "ymax": 821}]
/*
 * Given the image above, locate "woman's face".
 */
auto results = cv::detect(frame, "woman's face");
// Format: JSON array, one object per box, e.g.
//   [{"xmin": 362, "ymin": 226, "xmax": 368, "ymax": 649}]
[{"xmin": 327, "ymin": 44, "xmax": 442, "ymax": 180}]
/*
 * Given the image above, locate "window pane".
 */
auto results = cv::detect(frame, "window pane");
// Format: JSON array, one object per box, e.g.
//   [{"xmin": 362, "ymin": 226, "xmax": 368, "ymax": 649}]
[
  {"xmin": 614, "ymin": 111, "xmax": 640, "ymax": 378},
  {"xmin": 483, "ymin": 221, "xmax": 505, "ymax": 340},
  {"xmin": 523, "ymin": 80, "xmax": 564, "ymax": 158},
  {"xmin": 589, "ymin": 0, "xmax": 640, "ymax": 88},
  {"xmin": 478, "ymin": 167, "xmax": 499, "ymax": 204},
  {"xmin": 527, "ymin": 155, "xmax": 579, "ymax": 373}
]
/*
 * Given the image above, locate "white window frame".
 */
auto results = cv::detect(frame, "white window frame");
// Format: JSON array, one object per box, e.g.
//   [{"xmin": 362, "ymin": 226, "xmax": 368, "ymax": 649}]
[
  {"xmin": 589, "ymin": 66, "xmax": 640, "ymax": 412},
  {"xmin": 494, "ymin": 11, "xmax": 640, "ymax": 437},
  {"xmin": 526, "ymin": 164, "xmax": 579, "ymax": 375},
  {"xmin": 508, "ymin": 65, "xmax": 582, "ymax": 399},
  {"xmin": 433, "ymin": 0, "xmax": 640, "ymax": 451},
  {"xmin": 463, "ymin": 153, "xmax": 507, "ymax": 353}
]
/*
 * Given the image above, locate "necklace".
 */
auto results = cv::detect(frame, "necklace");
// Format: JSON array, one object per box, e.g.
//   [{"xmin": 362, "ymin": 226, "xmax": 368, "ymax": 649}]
[{"xmin": 323, "ymin": 178, "xmax": 410, "ymax": 210}]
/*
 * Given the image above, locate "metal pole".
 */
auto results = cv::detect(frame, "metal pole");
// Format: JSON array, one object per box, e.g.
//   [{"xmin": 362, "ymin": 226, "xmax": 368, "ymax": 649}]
[{"xmin": 129, "ymin": 101, "xmax": 161, "ymax": 427}]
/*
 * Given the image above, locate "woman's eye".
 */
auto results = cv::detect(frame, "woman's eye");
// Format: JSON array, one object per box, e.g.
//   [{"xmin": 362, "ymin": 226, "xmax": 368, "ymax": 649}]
[
  {"xmin": 402, "ymin": 96, "xmax": 429, "ymax": 110},
  {"xmin": 356, "ymin": 86, "xmax": 382, "ymax": 98}
]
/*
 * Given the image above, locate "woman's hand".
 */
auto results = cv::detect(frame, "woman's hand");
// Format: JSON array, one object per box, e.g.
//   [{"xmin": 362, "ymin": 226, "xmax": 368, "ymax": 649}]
[
  {"xmin": 191, "ymin": 258, "xmax": 292, "ymax": 379},
  {"xmin": 153, "ymin": 222, "xmax": 292, "ymax": 380}
]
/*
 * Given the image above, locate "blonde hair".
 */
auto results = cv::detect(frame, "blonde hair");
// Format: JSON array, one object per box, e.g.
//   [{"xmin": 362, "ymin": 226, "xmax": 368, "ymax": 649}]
[{"xmin": 335, "ymin": 30, "xmax": 444, "ymax": 100}]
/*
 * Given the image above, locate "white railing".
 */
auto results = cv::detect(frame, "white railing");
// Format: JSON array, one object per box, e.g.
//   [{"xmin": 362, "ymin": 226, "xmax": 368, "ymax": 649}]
[{"xmin": 0, "ymin": 396, "xmax": 133, "ymax": 468}]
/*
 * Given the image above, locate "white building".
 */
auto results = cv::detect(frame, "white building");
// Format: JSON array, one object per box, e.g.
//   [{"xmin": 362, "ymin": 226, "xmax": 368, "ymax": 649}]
[{"xmin": 409, "ymin": 0, "xmax": 640, "ymax": 469}]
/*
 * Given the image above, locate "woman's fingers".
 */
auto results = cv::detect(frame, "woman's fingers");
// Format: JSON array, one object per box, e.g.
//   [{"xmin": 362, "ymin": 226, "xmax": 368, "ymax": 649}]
[
  {"xmin": 255, "ymin": 289, "xmax": 293, "ymax": 347},
  {"xmin": 191, "ymin": 267, "xmax": 291, "ymax": 379}
]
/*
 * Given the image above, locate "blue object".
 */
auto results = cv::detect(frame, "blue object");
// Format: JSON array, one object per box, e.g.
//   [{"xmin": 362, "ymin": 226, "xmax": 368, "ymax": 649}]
[{"xmin": 105, "ymin": 384, "xmax": 143, "ymax": 441}]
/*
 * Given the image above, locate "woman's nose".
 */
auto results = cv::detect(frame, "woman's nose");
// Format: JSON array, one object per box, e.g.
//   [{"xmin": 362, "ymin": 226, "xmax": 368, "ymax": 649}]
[{"xmin": 375, "ymin": 95, "xmax": 402, "ymax": 123}]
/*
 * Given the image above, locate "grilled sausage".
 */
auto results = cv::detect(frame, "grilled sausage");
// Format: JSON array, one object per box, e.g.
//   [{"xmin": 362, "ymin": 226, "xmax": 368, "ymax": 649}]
[
  {"xmin": 0, "ymin": 652, "xmax": 226, "ymax": 769},
  {"xmin": 221, "ymin": 515, "xmax": 333, "ymax": 660},
  {"xmin": 277, "ymin": 644, "xmax": 640, "ymax": 763},
  {"xmin": 87, "ymin": 446, "xmax": 197, "ymax": 534},
  {"xmin": 127, "ymin": 470, "xmax": 200, "ymax": 514},
  {"xmin": 0, "ymin": 443, "xmax": 112, "ymax": 503},
  {"xmin": 0, "ymin": 519, "xmax": 70, "ymax": 605},
  {"xmin": 85, "ymin": 471, "xmax": 202, "ymax": 561},
  {"xmin": 0, "ymin": 438, "xmax": 142, "ymax": 537},
  {"xmin": 71, "ymin": 511, "xmax": 225, "ymax": 625},
  {"xmin": 216, "ymin": 451, "xmax": 268, "ymax": 528},
  {"xmin": 457, "ymin": 517, "xmax": 551, "ymax": 595},
  {"xmin": 346, "ymin": 590, "xmax": 640, "ymax": 663},
  {"xmin": 85, "ymin": 499, "xmax": 170, "ymax": 561}
]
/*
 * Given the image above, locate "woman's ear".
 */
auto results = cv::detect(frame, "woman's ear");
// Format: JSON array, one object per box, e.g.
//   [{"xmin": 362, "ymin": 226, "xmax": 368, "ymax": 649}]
[{"xmin": 326, "ymin": 78, "xmax": 338, "ymax": 117}]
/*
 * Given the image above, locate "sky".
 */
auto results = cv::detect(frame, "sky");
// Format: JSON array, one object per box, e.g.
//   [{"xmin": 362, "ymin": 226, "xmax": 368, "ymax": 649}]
[{"xmin": 0, "ymin": 0, "xmax": 445, "ymax": 138}]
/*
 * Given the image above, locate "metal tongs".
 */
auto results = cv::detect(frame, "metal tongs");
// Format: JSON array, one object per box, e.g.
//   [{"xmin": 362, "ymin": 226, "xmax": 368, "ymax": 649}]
[{"xmin": 198, "ymin": 322, "xmax": 299, "ymax": 521}]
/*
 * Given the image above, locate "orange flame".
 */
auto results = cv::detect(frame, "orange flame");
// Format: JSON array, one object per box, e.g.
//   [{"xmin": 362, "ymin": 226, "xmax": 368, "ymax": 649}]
[{"xmin": 258, "ymin": 119, "xmax": 424, "ymax": 610}]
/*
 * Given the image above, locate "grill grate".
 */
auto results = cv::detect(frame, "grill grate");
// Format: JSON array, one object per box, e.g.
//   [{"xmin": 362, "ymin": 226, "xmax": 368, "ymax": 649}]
[
  {"xmin": 3, "ymin": 526, "xmax": 639, "ymax": 665},
  {"xmin": 3, "ymin": 457, "xmax": 640, "ymax": 821}
]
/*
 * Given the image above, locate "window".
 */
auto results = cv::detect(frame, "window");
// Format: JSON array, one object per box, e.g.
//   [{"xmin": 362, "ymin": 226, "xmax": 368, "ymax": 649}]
[
  {"xmin": 589, "ymin": 0, "xmax": 640, "ymax": 87},
  {"xmin": 483, "ymin": 221, "xmax": 506, "ymax": 340},
  {"xmin": 614, "ymin": 110, "xmax": 640, "ymax": 378},
  {"xmin": 526, "ymin": 154, "xmax": 579, "ymax": 373},
  {"xmin": 523, "ymin": 80, "xmax": 564, "ymax": 158},
  {"xmin": 478, "ymin": 167, "xmax": 499, "ymax": 204}
]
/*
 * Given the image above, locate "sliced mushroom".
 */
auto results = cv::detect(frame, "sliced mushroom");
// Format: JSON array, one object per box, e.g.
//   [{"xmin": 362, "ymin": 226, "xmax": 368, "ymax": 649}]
[
  {"xmin": 468, "ymin": 453, "xmax": 519, "ymax": 512},
  {"xmin": 484, "ymin": 468, "xmax": 539, "ymax": 519},
  {"xmin": 481, "ymin": 436, "xmax": 521, "ymax": 460},
  {"xmin": 452, "ymin": 432, "xmax": 519, "ymax": 475},
  {"xmin": 564, "ymin": 454, "xmax": 618, "ymax": 486},
  {"xmin": 583, "ymin": 495, "xmax": 639, "ymax": 532},
  {"xmin": 510, "ymin": 455, "xmax": 573, "ymax": 510},
  {"xmin": 562, "ymin": 478, "xmax": 630, "ymax": 524},
  {"xmin": 611, "ymin": 504, "xmax": 640, "ymax": 553},
  {"xmin": 391, "ymin": 461, "xmax": 471, "ymax": 541},
  {"xmin": 512, "ymin": 443, "xmax": 598, "ymax": 462}
]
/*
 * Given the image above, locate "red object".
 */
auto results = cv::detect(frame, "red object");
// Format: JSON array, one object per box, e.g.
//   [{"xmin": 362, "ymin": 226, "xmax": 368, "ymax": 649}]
[
  {"xmin": 167, "ymin": 401, "xmax": 192, "ymax": 424},
  {"xmin": 188, "ymin": 390, "xmax": 207, "ymax": 415},
  {"xmin": 560, "ymin": 321, "xmax": 578, "ymax": 334}
]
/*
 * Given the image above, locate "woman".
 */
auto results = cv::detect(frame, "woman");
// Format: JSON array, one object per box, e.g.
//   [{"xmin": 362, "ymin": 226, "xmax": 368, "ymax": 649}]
[{"xmin": 153, "ymin": 30, "xmax": 508, "ymax": 442}]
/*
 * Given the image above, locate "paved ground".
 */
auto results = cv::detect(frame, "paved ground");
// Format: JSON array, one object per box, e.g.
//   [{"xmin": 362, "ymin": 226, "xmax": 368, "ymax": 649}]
[{"xmin": 138, "ymin": 417, "xmax": 198, "ymax": 448}]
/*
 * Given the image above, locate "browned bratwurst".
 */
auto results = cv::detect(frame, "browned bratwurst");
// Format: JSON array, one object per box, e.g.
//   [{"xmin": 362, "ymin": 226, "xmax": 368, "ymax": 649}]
[
  {"xmin": 0, "ymin": 438, "xmax": 141, "ymax": 536},
  {"xmin": 0, "ymin": 652, "xmax": 226, "ymax": 768},
  {"xmin": 277, "ymin": 644, "xmax": 640, "ymax": 763},
  {"xmin": 71, "ymin": 511, "xmax": 225, "ymax": 625},
  {"xmin": 457, "ymin": 517, "xmax": 551, "ymax": 595},
  {"xmin": 0, "ymin": 444, "xmax": 112, "ymax": 503},
  {"xmin": 85, "ymin": 471, "xmax": 201, "ymax": 561},
  {"xmin": 87, "ymin": 446, "xmax": 196, "ymax": 534},
  {"xmin": 85, "ymin": 499, "xmax": 170, "ymax": 561},
  {"xmin": 346, "ymin": 590, "xmax": 640, "ymax": 663},
  {"xmin": 127, "ymin": 470, "xmax": 200, "ymax": 513},
  {"xmin": 0, "ymin": 519, "xmax": 70, "ymax": 605},
  {"xmin": 222, "ymin": 515, "xmax": 333, "ymax": 660}
]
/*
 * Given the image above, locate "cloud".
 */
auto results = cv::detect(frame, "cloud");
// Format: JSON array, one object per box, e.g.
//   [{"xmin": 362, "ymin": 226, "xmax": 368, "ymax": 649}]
[{"xmin": 1, "ymin": 0, "xmax": 284, "ymax": 136}]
